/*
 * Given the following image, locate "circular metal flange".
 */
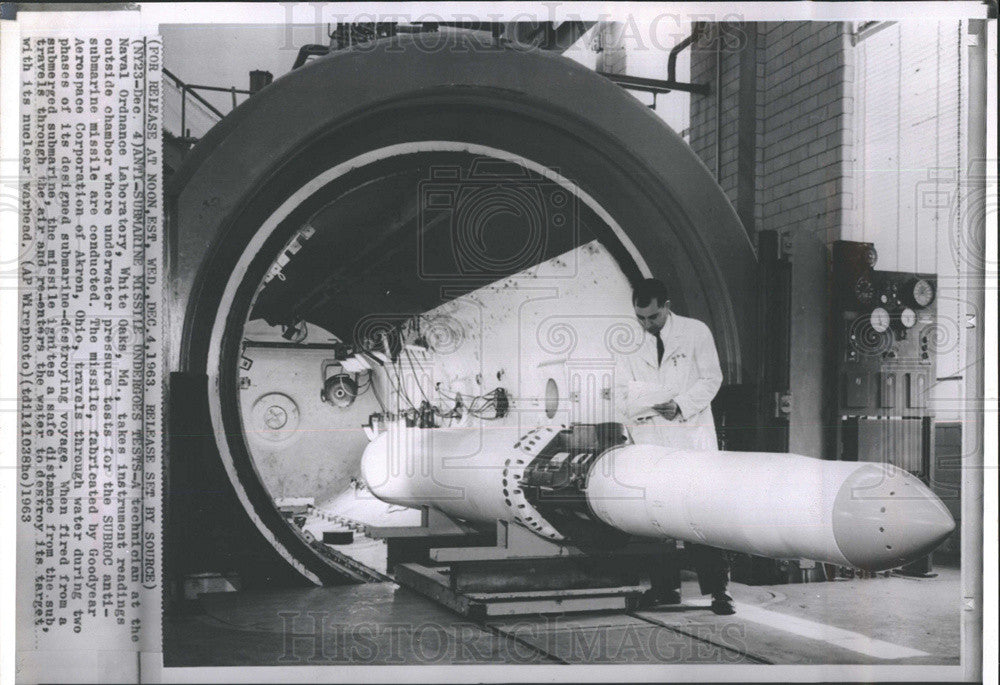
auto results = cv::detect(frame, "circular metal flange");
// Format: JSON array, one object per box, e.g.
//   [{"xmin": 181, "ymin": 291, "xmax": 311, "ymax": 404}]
[
  {"xmin": 250, "ymin": 392, "xmax": 300, "ymax": 443},
  {"xmin": 169, "ymin": 33, "xmax": 759, "ymax": 584},
  {"xmin": 503, "ymin": 425, "xmax": 565, "ymax": 541}
]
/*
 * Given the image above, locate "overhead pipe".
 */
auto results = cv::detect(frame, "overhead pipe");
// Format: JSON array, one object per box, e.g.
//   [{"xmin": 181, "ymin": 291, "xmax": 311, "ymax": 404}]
[{"xmin": 597, "ymin": 22, "xmax": 710, "ymax": 96}]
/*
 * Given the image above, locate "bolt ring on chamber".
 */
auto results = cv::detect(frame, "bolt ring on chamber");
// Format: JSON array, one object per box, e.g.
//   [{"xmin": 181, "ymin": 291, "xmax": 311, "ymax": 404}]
[{"xmin": 169, "ymin": 34, "xmax": 757, "ymax": 584}]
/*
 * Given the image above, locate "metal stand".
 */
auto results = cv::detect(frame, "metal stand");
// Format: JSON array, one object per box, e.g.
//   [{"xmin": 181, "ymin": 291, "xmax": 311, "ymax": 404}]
[{"xmin": 368, "ymin": 508, "xmax": 671, "ymax": 618}]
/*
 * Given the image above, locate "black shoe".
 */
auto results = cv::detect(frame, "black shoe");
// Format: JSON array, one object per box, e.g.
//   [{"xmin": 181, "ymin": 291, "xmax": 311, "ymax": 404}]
[
  {"xmin": 660, "ymin": 589, "xmax": 682, "ymax": 605},
  {"xmin": 710, "ymin": 593, "xmax": 735, "ymax": 615},
  {"xmin": 637, "ymin": 588, "xmax": 682, "ymax": 609}
]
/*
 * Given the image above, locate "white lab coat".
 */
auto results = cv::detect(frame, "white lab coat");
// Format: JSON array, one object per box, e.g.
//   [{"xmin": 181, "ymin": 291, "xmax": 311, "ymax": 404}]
[{"xmin": 613, "ymin": 313, "xmax": 723, "ymax": 451}]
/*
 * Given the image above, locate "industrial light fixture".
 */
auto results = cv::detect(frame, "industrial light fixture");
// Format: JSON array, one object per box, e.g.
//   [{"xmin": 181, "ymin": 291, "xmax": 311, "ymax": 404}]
[{"xmin": 322, "ymin": 373, "xmax": 358, "ymax": 408}]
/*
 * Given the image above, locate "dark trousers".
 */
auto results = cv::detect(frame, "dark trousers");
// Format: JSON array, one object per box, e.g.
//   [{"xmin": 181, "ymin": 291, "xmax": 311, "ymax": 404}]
[{"xmin": 649, "ymin": 542, "xmax": 730, "ymax": 598}]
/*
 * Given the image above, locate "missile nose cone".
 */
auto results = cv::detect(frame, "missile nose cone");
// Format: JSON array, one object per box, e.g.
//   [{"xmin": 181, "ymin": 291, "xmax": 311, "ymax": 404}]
[
  {"xmin": 360, "ymin": 430, "xmax": 404, "ymax": 502},
  {"xmin": 359, "ymin": 437, "xmax": 387, "ymax": 498},
  {"xmin": 832, "ymin": 464, "xmax": 955, "ymax": 571}
]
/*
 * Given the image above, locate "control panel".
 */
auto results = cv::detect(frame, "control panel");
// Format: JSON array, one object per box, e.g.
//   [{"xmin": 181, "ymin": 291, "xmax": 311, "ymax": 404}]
[
  {"xmin": 832, "ymin": 241, "xmax": 939, "ymax": 573},
  {"xmin": 831, "ymin": 241, "xmax": 937, "ymax": 476}
]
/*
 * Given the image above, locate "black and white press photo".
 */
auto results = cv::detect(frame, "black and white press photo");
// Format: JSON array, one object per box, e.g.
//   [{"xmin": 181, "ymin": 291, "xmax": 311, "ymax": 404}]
[{"xmin": 3, "ymin": 2, "xmax": 996, "ymax": 683}]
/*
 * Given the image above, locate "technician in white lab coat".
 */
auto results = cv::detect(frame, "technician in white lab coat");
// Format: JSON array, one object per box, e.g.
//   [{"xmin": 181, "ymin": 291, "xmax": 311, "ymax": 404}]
[
  {"xmin": 615, "ymin": 283, "xmax": 724, "ymax": 451},
  {"xmin": 614, "ymin": 278, "xmax": 734, "ymax": 615}
]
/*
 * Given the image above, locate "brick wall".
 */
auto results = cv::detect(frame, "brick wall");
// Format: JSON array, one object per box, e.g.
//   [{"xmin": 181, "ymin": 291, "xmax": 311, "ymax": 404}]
[
  {"xmin": 688, "ymin": 24, "xmax": 741, "ymax": 201},
  {"xmin": 690, "ymin": 22, "xmax": 852, "ymax": 238},
  {"xmin": 689, "ymin": 21, "xmax": 853, "ymax": 458},
  {"xmin": 758, "ymin": 22, "xmax": 854, "ymax": 242}
]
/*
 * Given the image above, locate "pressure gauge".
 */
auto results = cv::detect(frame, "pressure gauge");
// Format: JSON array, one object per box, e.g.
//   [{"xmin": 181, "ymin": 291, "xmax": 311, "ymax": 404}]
[
  {"xmin": 911, "ymin": 279, "xmax": 935, "ymax": 307},
  {"xmin": 870, "ymin": 307, "xmax": 890, "ymax": 333},
  {"xmin": 900, "ymin": 307, "xmax": 917, "ymax": 328},
  {"xmin": 864, "ymin": 245, "xmax": 878, "ymax": 267}
]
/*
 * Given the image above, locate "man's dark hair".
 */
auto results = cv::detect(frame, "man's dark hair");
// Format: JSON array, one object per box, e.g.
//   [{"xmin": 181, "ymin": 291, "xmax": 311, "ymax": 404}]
[{"xmin": 632, "ymin": 278, "xmax": 670, "ymax": 308}]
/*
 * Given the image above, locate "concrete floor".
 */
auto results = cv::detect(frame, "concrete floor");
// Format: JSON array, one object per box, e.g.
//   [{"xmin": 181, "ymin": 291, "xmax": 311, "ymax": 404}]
[
  {"xmin": 631, "ymin": 566, "xmax": 960, "ymax": 666},
  {"xmin": 163, "ymin": 563, "xmax": 960, "ymax": 667}
]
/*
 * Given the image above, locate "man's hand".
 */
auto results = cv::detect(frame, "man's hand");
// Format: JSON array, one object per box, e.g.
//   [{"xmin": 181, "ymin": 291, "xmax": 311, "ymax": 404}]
[{"xmin": 652, "ymin": 400, "xmax": 680, "ymax": 421}]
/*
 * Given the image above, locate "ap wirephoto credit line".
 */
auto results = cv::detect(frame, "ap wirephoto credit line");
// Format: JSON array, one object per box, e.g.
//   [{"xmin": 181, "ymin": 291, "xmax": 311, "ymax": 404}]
[{"xmin": 12, "ymin": 19, "xmax": 164, "ymax": 681}]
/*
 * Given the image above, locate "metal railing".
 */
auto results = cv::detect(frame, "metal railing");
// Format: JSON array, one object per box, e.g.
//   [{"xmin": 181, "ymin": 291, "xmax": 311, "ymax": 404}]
[{"xmin": 163, "ymin": 67, "xmax": 252, "ymax": 140}]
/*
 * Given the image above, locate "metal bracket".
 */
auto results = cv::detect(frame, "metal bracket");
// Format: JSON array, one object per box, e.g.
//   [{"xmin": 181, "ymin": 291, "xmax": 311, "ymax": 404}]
[
  {"xmin": 421, "ymin": 506, "xmax": 472, "ymax": 535},
  {"xmin": 430, "ymin": 520, "xmax": 579, "ymax": 562}
]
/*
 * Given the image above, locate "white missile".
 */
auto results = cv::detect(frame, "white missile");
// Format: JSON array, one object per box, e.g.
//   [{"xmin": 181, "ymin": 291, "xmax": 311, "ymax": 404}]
[
  {"xmin": 586, "ymin": 444, "xmax": 955, "ymax": 571},
  {"xmin": 360, "ymin": 423, "xmax": 955, "ymax": 571}
]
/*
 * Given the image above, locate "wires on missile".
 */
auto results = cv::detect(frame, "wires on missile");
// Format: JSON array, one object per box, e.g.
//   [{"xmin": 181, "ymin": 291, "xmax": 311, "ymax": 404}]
[
  {"xmin": 385, "ymin": 359, "xmax": 419, "ymax": 413},
  {"xmin": 403, "ymin": 347, "xmax": 436, "ymax": 407},
  {"xmin": 466, "ymin": 392, "xmax": 494, "ymax": 417},
  {"xmin": 464, "ymin": 388, "xmax": 508, "ymax": 420},
  {"xmin": 354, "ymin": 369, "xmax": 375, "ymax": 398},
  {"xmin": 355, "ymin": 316, "xmax": 508, "ymax": 423},
  {"xmin": 368, "ymin": 373, "xmax": 387, "ymax": 413}
]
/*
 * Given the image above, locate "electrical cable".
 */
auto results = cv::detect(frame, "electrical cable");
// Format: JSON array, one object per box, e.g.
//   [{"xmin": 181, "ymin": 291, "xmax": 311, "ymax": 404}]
[
  {"xmin": 380, "ymin": 326, "xmax": 422, "ymax": 413},
  {"xmin": 362, "ymin": 332, "xmax": 417, "ymax": 414},
  {"xmin": 403, "ymin": 347, "xmax": 436, "ymax": 407},
  {"xmin": 390, "ymin": 318, "xmax": 501, "ymax": 419},
  {"xmin": 389, "ymin": 356, "xmax": 419, "ymax": 412},
  {"xmin": 354, "ymin": 370, "xmax": 373, "ymax": 396},
  {"xmin": 467, "ymin": 388, "xmax": 502, "ymax": 419},
  {"xmin": 385, "ymin": 364, "xmax": 417, "ymax": 411},
  {"xmin": 369, "ymin": 374, "xmax": 387, "ymax": 413}
]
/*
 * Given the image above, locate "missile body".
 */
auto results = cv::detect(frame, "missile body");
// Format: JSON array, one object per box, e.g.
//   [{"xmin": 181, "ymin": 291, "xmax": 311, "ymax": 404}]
[
  {"xmin": 360, "ymin": 422, "xmax": 955, "ymax": 571},
  {"xmin": 360, "ymin": 423, "xmax": 562, "ymax": 536},
  {"xmin": 586, "ymin": 445, "xmax": 955, "ymax": 570}
]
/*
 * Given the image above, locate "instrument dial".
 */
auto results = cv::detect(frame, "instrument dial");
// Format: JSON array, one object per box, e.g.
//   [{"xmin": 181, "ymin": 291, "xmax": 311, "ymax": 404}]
[
  {"xmin": 864, "ymin": 245, "xmax": 878, "ymax": 267},
  {"xmin": 900, "ymin": 308, "xmax": 917, "ymax": 328},
  {"xmin": 912, "ymin": 279, "xmax": 935, "ymax": 307},
  {"xmin": 870, "ymin": 307, "xmax": 890, "ymax": 333}
]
